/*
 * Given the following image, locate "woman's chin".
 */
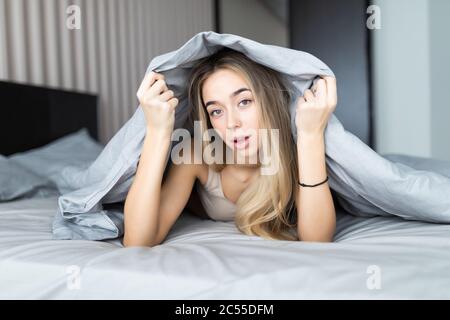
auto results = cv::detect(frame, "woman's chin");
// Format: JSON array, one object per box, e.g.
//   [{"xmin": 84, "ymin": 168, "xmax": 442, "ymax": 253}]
[{"xmin": 232, "ymin": 148, "xmax": 260, "ymax": 165}]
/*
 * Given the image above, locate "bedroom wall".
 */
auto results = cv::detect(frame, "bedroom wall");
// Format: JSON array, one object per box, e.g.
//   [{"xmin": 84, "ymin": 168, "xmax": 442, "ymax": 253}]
[
  {"xmin": 0, "ymin": 0, "xmax": 214, "ymax": 144},
  {"xmin": 372, "ymin": 0, "xmax": 450, "ymax": 161},
  {"xmin": 218, "ymin": 0, "xmax": 288, "ymax": 47},
  {"xmin": 289, "ymin": 0, "xmax": 372, "ymax": 147},
  {"xmin": 429, "ymin": 0, "xmax": 450, "ymax": 162}
]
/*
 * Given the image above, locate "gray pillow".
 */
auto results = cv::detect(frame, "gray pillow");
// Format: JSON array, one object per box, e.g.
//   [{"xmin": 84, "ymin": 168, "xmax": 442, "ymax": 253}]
[
  {"xmin": 8, "ymin": 128, "xmax": 104, "ymax": 195},
  {"xmin": 0, "ymin": 155, "xmax": 58, "ymax": 201}
]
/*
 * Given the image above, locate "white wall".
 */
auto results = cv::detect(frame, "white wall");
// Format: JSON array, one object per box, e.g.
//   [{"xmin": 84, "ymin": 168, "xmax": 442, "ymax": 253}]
[
  {"xmin": 372, "ymin": 0, "xmax": 450, "ymax": 160},
  {"xmin": 0, "ymin": 0, "xmax": 214, "ymax": 144},
  {"xmin": 430, "ymin": 0, "xmax": 450, "ymax": 161},
  {"xmin": 219, "ymin": 0, "xmax": 288, "ymax": 47}
]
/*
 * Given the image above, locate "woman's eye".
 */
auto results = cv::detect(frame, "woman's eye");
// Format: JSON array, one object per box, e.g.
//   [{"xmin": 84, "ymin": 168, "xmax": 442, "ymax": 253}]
[
  {"xmin": 239, "ymin": 99, "xmax": 252, "ymax": 107},
  {"xmin": 209, "ymin": 109, "xmax": 222, "ymax": 116}
]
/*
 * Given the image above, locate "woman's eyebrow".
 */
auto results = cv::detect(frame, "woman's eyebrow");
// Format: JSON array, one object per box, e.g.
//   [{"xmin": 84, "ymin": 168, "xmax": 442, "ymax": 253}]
[{"xmin": 204, "ymin": 88, "xmax": 251, "ymax": 108}]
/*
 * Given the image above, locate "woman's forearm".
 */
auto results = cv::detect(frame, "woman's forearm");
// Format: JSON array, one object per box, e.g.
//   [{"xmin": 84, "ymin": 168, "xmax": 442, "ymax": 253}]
[
  {"xmin": 296, "ymin": 133, "xmax": 336, "ymax": 242},
  {"xmin": 123, "ymin": 128, "xmax": 172, "ymax": 247}
]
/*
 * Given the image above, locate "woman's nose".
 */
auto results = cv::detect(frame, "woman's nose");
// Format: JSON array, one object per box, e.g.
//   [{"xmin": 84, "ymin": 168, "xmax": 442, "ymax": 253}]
[{"xmin": 226, "ymin": 108, "xmax": 241, "ymax": 129}]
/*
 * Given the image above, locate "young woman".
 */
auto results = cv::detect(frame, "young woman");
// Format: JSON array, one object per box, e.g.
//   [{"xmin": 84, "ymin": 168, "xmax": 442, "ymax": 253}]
[{"xmin": 123, "ymin": 48, "xmax": 337, "ymax": 247}]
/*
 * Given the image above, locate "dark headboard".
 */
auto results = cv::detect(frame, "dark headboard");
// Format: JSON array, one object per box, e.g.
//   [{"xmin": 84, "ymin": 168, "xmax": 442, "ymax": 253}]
[{"xmin": 0, "ymin": 81, "xmax": 98, "ymax": 155}]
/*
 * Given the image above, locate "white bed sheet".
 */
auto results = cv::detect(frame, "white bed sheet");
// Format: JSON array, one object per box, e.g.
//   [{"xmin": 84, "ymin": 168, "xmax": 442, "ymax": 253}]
[{"xmin": 1, "ymin": 196, "xmax": 449, "ymax": 299}]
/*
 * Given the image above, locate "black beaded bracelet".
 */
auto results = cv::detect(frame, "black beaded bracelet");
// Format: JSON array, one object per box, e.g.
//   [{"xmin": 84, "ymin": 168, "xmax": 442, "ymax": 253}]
[{"xmin": 298, "ymin": 176, "xmax": 329, "ymax": 188}]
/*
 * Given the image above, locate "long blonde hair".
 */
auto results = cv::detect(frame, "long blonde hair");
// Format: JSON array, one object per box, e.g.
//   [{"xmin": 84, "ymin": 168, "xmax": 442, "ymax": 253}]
[{"xmin": 187, "ymin": 48, "xmax": 299, "ymax": 241}]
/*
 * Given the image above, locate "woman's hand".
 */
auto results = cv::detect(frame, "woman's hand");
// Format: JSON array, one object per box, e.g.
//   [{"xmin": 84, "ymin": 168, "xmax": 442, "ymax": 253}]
[
  {"xmin": 137, "ymin": 71, "xmax": 179, "ymax": 134},
  {"xmin": 295, "ymin": 76, "xmax": 337, "ymax": 136}
]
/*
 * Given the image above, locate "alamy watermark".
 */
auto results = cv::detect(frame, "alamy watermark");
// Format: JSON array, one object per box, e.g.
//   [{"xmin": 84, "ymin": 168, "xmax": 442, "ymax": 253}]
[
  {"xmin": 367, "ymin": 5, "xmax": 381, "ymax": 30},
  {"xmin": 66, "ymin": 265, "xmax": 82, "ymax": 290},
  {"xmin": 366, "ymin": 265, "xmax": 382, "ymax": 290},
  {"xmin": 169, "ymin": 121, "xmax": 280, "ymax": 176},
  {"xmin": 66, "ymin": 5, "xmax": 81, "ymax": 30}
]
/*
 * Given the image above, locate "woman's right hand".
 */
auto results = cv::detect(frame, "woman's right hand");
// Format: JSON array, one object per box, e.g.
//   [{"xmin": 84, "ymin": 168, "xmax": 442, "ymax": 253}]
[{"xmin": 136, "ymin": 71, "xmax": 179, "ymax": 134}]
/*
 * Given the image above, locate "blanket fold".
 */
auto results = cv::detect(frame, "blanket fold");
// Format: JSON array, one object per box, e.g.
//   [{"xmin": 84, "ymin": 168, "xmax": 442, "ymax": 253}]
[{"xmin": 52, "ymin": 31, "xmax": 450, "ymax": 240}]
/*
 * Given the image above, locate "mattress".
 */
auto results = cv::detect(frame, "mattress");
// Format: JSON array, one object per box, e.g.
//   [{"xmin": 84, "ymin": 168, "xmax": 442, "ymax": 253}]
[{"xmin": 1, "ymin": 196, "xmax": 449, "ymax": 299}]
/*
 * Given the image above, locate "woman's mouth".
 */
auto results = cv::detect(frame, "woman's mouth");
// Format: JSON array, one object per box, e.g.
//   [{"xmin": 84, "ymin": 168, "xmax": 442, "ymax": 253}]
[{"xmin": 232, "ymin": 136, "xmax": 251, "ymax": 149}]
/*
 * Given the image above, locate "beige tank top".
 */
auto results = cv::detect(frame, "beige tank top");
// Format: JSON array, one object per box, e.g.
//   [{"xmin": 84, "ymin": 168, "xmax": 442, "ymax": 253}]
[{"xmin": 195, "ymin": 166, "xmax": 237, "ymax": 221}]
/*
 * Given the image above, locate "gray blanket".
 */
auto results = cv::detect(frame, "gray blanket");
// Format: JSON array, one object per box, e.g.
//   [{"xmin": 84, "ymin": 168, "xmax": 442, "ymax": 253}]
[{"xmin": 52, "ymin": 31, "xmax": 450, "ymax": 240}]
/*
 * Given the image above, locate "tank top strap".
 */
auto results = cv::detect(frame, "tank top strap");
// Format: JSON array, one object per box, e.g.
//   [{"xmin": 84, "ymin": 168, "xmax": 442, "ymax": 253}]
[
  {"xmin": 204, "ymin": 166, "xmax": 221, "ymax": 194},
  {"xmin": 204, "ymin": 166, "xmax": 234, "ymax": 204},
  {"xmin": 196, "ymin": 166, "xmax": 237, "ymax": 221}
]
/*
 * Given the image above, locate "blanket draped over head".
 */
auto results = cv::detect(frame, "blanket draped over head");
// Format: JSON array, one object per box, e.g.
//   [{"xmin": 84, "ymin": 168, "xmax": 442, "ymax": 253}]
[{"xmin": 52, "ymin": 31, "xmax": 450, "ymax": 240}]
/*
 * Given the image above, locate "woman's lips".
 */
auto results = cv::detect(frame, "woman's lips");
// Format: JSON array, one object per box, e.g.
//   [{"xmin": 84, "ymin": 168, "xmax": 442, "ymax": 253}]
[{"xmin": 233, "ymin": 136, "xmax": 250, "ymax": 149}]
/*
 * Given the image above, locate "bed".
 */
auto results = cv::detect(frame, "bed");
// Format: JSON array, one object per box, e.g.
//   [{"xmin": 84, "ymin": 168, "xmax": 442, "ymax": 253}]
[{"xmin": 1, "ymin": 81, "xmax": 450, "ymax": 299}]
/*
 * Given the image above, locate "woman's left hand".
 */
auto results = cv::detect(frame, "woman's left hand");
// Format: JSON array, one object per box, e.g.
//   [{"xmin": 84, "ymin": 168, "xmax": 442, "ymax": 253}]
[{"xmin": 295, "ymin": 76, "xmax": 337, "ymax": 136}]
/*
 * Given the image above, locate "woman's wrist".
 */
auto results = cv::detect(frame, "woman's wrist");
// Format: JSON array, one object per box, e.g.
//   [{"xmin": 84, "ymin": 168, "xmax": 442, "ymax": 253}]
[
  {"xmin": 146, "ymin": 126, "xmax": 173, "ymax": 141},
  {"xmin": 296, "ymin": 130, "xmax": 327, "ymax": 184},
  {"xmin": 297, "ymin": 130, "xmax": 324, "ymax": 146}
]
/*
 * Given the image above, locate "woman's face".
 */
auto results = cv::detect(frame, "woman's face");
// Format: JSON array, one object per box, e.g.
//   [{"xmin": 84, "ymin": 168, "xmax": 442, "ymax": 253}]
[{"xmin": 202, "ymin": 69, "xmax": 260, "ymax": 161}]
